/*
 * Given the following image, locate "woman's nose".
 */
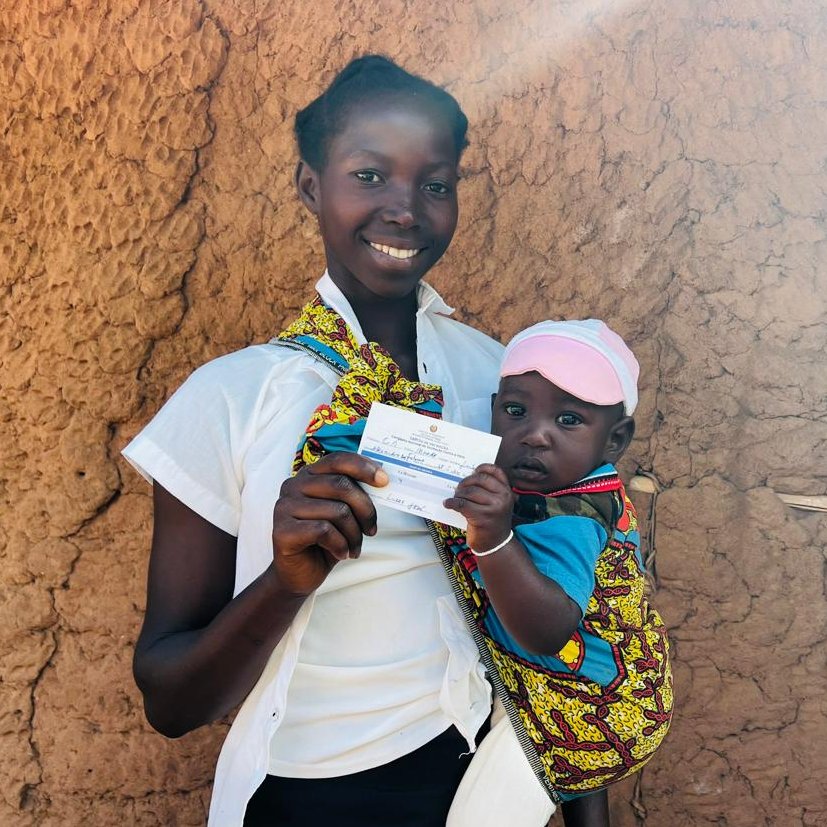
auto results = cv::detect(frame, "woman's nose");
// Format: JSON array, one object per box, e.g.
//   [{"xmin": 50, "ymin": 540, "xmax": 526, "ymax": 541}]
[{"xmin": 381, "ymin": 186, "xmax": 419, "ymax": 228}]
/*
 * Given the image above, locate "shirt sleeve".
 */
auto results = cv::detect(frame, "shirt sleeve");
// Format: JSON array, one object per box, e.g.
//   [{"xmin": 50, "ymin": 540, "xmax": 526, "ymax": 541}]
[
  {"xmin": 122, "ymin": 358, "xmax": 250, "ymax": 536},
  {"xmin": 515, "ymin": 493, "xmax": 614, "ymax": 614}
]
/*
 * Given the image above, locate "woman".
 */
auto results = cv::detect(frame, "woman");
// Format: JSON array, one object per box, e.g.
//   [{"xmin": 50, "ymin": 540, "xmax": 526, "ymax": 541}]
[{"xmin": 124, "ymin": 55, "xmax": 503, "ymax": 826}]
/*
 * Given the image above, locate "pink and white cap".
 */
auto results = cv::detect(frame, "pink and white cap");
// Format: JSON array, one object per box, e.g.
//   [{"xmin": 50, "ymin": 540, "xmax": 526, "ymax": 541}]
[{"xmin": 500, "ymin": 319, "xmax": 640, "ymax": 415}]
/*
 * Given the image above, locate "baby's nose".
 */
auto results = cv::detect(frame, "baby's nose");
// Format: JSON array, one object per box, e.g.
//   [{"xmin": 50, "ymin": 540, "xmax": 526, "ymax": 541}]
[{"xmin": 522, "ymin": 426, "xmax": 553, "ymax": 448}]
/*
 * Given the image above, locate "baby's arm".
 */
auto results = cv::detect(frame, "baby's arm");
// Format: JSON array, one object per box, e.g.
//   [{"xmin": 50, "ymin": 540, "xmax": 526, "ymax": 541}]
[{"xmin": 444, "ymin": 463, "xmax": 581, "ymax": 655}]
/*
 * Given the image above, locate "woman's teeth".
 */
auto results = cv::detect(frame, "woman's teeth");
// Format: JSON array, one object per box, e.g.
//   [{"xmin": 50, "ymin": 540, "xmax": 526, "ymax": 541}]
[{"xmin": 368, "ymin": 241, "xmax": 420, "ymax": 260}]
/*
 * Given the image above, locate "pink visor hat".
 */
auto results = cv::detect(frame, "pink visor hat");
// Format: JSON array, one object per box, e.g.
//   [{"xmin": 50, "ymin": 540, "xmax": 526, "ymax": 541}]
[{"xmin": 500, "ymin": 319, "xmax": 640, "ymax": 415}]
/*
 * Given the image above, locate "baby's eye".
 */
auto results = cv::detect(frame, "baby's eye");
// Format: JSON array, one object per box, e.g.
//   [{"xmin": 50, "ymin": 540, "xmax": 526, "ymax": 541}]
[
  {"xmin": 503, "ymin": 403, "xmax": 525, "ymax": 417},
  {"xmin": 557, "ymin": 412, "xmax": 583, "ymax": 427},
  {"xmin": 423, "ymin": 180, "xmax": 451, "ymax": 195},
  {"xmin": 354, "ymin": 170, "xmax": 382, "ymax": 184}
]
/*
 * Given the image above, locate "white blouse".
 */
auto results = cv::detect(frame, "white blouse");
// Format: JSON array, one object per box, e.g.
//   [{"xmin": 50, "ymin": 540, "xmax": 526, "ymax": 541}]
[{"xmin": 123, "ymin": 273, "xmax": 504, "ymax": 826}]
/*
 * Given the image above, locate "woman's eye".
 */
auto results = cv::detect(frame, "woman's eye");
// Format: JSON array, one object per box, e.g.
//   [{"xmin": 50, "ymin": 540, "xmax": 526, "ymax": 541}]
[
  {"xmin": 557, "ymin": 412, "xmax": 583, "ymax": 426},
  {"xmin": 423, "ymin": 181, "xmax": 450, "ymax": 195},
  {"xmin": 503, "ymin": 403, "xmax": 525, "ymax": 417},
  {"xmin": 354, "ymin": 170, "xmax": 382, "ymax": 184}
]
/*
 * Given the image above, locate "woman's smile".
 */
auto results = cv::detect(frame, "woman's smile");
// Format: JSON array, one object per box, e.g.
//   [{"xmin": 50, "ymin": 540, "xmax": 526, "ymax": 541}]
[{"xmin": 364, "ymin": 239, "xmax": 425, "ymax": 262}]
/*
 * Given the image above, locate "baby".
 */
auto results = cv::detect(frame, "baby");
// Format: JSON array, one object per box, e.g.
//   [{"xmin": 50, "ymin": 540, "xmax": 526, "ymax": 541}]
[{"xmin": 444, "ymin": 320, "xmax": 673, "ymax": 826}]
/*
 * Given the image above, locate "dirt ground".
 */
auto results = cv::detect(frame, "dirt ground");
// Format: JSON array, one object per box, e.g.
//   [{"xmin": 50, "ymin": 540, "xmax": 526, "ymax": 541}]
[{"xmin": 1, "ymin": 0, "xmax": 825, "ymax": 824}]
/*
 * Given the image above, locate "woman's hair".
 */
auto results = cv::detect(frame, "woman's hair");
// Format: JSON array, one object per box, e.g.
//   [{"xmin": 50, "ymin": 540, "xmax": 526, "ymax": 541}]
[{"xmin": 295, "ymin": 55, "xmax": 469, "ymax": 170}]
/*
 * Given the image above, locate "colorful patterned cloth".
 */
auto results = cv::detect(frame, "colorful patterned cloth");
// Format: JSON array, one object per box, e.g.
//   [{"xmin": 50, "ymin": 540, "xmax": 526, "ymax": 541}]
[
  {"xmin": 276, "ymin": 295, "xmax": 443, "ymax": 471},
  {"xmin": 433, "ymin": 473, "xmax": 673, "ymax": 797},
  {"xmin": 277, "ymin": 296, "xmax": 672, "ymax": 798}
]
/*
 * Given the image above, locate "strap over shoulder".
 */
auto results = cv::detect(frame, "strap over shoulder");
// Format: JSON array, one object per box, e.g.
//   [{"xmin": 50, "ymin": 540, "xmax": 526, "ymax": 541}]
[{"xmin": 272, "ymin": 295, "xmax": 444, "ymax": 474}]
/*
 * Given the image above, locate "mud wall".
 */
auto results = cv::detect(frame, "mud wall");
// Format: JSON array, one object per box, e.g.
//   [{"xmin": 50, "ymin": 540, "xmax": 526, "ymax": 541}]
[{"xmin": 1, "ymin": 1, "xmax": 825, "ymax": 824}]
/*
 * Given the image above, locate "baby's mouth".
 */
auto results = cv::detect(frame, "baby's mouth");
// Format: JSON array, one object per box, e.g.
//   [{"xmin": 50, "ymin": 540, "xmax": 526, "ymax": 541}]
[
  {"xmin": 515, "ymin": 457, "xmax": 547, "ymax": 475},
  {"xmin": 366, "ymin": 240, "xmax": 423, "ymax": 260}
]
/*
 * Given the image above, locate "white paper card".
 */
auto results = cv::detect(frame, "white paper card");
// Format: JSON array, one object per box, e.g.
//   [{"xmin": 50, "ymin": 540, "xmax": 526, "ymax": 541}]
[{"xmin": 357, "ymin": 402, "xmax": 501, "ymax": 529}]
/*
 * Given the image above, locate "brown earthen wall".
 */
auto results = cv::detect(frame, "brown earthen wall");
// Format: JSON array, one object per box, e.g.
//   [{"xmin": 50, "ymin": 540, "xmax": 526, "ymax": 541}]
[{"xmin": 1, "ymin": 1, "xmax": 825, "ymax": 824}]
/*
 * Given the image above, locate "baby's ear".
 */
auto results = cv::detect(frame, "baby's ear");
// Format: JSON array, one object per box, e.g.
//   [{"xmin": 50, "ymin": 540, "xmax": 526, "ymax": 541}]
[
  {"xmin": 296, "ymin": 160, "xmax": 321, "ymax": 214},
  {"xmin": 603, "ymin": 416, "xmax": 635, "ymax": 464},
  {"xmin": 490, "ymin": 392, "xmax": 497, "ymax": 410}
]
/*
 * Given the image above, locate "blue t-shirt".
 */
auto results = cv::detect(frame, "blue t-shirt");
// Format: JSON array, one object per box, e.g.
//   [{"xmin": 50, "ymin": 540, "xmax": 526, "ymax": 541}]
[{"xmin": 471, "ymin": 464, "xmax": 639, "ymax": 686}]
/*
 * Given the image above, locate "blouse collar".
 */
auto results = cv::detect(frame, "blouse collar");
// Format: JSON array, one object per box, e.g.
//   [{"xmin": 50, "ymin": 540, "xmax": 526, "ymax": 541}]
[{"xmin": 315, "ymin": 271, "xmax": 454, "ymax": 344}]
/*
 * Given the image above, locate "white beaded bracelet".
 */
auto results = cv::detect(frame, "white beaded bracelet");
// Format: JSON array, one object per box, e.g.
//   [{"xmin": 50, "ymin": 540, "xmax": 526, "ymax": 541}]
[{"xmin": 471, "ymin": 530, "xmax": 514, "ymax": 558}]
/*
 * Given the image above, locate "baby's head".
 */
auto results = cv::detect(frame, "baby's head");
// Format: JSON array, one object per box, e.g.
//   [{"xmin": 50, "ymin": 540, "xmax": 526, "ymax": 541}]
[{"xmin": 492, "ymin": 320, "xmax": 639, "ymax": 494}]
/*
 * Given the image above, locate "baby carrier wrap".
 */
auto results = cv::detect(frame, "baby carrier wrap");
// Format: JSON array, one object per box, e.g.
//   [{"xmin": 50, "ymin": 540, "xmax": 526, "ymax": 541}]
[{"xmin": 275, "ymin": 296, "xmax": 673, "ymax": 803}]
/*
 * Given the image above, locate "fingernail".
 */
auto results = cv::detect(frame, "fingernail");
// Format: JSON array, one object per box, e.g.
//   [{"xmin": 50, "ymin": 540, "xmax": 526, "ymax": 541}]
[{"xmin": 374, "ymin": 468, "xmax": 389, "ymax": 486}]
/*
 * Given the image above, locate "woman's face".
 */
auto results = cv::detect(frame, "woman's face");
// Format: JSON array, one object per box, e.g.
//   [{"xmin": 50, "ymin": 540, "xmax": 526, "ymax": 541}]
[{"xmin": 299, "ymin": 98, "xmax": 460, "ymax": 303}]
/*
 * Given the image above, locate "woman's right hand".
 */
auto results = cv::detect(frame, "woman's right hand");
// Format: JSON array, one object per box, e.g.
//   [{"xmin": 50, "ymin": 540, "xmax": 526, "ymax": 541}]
[
  {"xmin": 134, "ymin": 454, "xmax": 386, "ymax": 737},
  {"xmin": 271, "ymin": 452, "xmax": 389, "ymax": 596}
]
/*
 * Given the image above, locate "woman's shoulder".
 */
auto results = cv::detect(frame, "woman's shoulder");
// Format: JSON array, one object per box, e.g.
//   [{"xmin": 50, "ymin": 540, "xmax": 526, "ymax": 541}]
[
  {"xmin": 430, "ymin": 314, "xmax": 504, "ymax": 361},
  {"xmin": 190, "ymin": 342, "xmax": 292, "ymax": 376},
  {"xmin": 148, "ymin": 342, "xmax": 339, "ymax": 436},
  {"xmin": 126, "ymin": 341, "xmax": 336, "ymax": 478},
  {"xmin": 184, "ymin": 342, "xmax": 331, "ymax": 396}
]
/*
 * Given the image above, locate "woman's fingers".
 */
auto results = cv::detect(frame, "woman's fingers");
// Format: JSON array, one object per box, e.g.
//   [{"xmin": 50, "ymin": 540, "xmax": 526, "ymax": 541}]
[
  {"xmin": 270, "ymin": 515, "xmax": 352, "ymax": 596},
  {"xmin": 276, "ymin": 497, "xmax": 367, "ymax": 558},
  {"xmin": 273, "ymin": 452, "xmax": 389, "ymax": 583},
  {"xmin": 282, "ymin": 452, "xmax": 387, "ymax": 537},
  {"xmin": 286, "ymin": 518, "xmax": 354, "ymax": 561},
  {"xmin": 272, "ymin": 496, "xmax": 371, "ymax": 595},
  {"xmin": 306, "ymin": 452, "xmax": 389, "ymax": 486}
]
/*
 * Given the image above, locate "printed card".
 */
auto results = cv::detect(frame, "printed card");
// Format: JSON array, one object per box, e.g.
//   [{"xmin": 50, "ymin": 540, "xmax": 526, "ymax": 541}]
[{"xmin": 357, "ymin": 402, "xmax": 501, "ymax": 529}]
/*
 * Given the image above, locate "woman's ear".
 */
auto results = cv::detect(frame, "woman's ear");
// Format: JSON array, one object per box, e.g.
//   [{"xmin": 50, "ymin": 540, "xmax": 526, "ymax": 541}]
[
  {"xmin": 295, "ymin": 160, "xmax": 320, "ymax": 214},
  {"xmin": 603, "ymin": 416, "xmax": 635, "ymax": 464}
]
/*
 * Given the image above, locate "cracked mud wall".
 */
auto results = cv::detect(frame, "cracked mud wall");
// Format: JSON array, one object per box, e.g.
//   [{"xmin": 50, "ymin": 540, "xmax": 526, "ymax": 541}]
[{"xmin": 1, "ymin": 1, "xmax": 824, "ymax": 825}]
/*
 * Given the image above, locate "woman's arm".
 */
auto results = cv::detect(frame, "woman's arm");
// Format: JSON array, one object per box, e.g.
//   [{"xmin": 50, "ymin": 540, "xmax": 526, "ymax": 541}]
[
  {"xmin": 133, "ymin": 454, "xmax": 387, "ymax": 737},
  {"xmin": 445, "ymin": 464, "xmax": 581, "ymax": 655}
]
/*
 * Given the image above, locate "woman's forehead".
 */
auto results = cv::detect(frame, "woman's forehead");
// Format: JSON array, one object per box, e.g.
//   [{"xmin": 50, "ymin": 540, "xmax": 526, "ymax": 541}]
[{"xmin": 330, "ymin": 99, "xmax": 459, "ymax": 163}]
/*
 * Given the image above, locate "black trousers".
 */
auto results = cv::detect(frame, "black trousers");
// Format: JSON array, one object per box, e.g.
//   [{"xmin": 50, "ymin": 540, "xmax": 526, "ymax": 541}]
[{"xmin": 243, "ymin": 724, "xmax": 487, "ymax": 827}]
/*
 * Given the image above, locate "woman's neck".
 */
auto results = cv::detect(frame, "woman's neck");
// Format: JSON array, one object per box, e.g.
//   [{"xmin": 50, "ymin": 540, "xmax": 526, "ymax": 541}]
[{"xmin": 349, "ymin": 290, "xmax": 420, "ymax": 381}]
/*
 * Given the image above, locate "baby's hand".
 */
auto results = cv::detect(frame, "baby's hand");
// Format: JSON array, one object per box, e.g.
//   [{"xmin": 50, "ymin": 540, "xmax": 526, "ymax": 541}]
[{"xmin": 444, "ymin": 463, "xmax": 515, "ymax": 553}]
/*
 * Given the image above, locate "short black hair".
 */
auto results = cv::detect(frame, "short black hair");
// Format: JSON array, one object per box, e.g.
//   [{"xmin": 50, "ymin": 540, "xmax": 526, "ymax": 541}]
[{"xmin": 294, "ymin": 54, "xmax": 469, "ymax": 170}]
